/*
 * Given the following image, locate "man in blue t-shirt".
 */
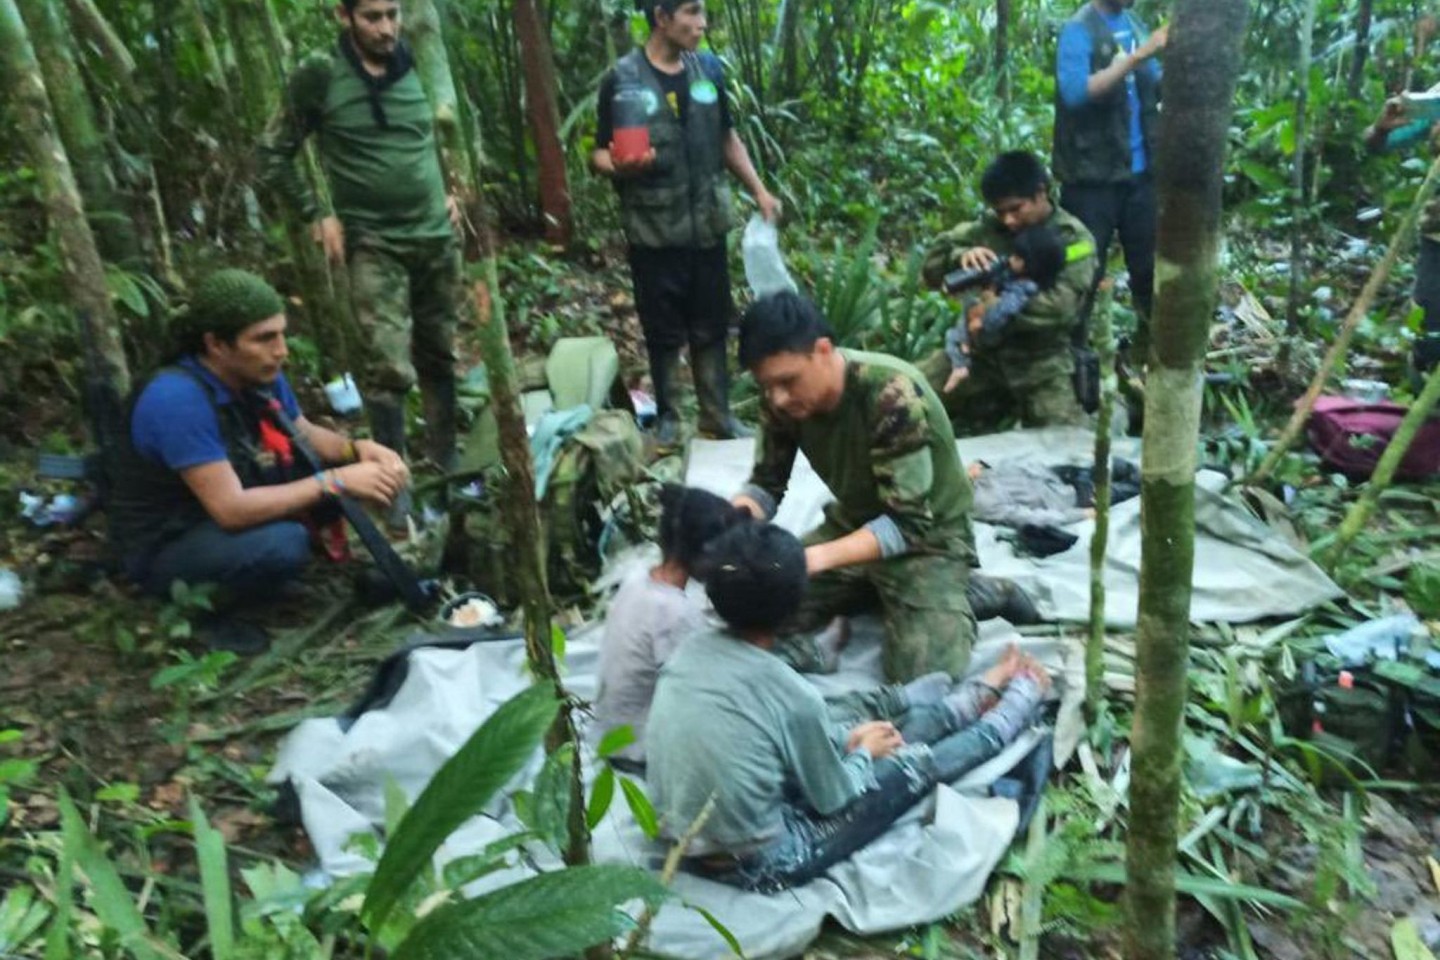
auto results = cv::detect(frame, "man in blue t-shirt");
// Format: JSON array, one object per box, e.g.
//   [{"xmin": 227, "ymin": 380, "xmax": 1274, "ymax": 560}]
[
  {"xmin": 109, "ymin": 269, "xmax": 409, "ymax": 652},
  {"xmin": 1052, "ymin": 0, "xmax": 1166, "ymax": 360}
]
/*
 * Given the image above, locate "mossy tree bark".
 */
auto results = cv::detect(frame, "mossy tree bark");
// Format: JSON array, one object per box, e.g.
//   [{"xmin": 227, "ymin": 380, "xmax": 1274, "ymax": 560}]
[
  {"xmin": 995, "ymin": 0, "xmax": 1011, "ymax": 102},
  {"xmin": 24, "ymin": 0, "xmax": 144, "ymax": 272},
  {"xmin": 1, "ymin": 0, "xmax": 131, "ymax": 402},
  {"xmin": 1087, "ymin": 281, "xmax": 1116, "ymax": 719},
  {"xmin": 1124, "ymin": 3, "xmax": 1247, "ymax": 959},
  {"xmin": 513, "ymin": 0, "xmax": 573, "ymax": 246},
  {"xmin": 62, "ymin": 0, "xmax": 136, "ymax": 80},
  {"xmin": 1346, "ymin": 0, "xmax": 1374, "ymax": 100},
  {"xmin": 1285, "ymin": 0, "xmax": 1316, "ymax": 335}
]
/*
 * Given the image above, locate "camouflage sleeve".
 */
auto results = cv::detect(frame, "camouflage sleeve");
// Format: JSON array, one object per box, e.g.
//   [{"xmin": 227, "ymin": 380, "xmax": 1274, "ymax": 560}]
[
  {"xmin": 257, "ymin": 55, "xmax": 331, "ymax": 223},
  {"xmin": 741, "ymin": 403, "xmax": 799, "ymax": 519},
  {"xmin": 867, "ymin": 372, "xmax": 942, "ymax": 554},
  {"xmin": 1005, "ymin": 239, "xmax": 1095, "ymax": 335},
  {"xmin": 921, "ymin": 220, "xmax": 987, "ymax": 288}
]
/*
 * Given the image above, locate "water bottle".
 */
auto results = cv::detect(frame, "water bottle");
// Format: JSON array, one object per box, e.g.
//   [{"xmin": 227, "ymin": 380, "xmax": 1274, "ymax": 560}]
[{"xmin": 611, "ymin": 85, "xmax": 651, "ymax": 163}]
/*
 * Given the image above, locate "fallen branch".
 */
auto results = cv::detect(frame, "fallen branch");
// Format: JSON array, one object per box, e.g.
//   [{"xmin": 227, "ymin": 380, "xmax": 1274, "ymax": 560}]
[{"xmin": 622, "ymin": 796, "xmax": 716, "ymax": 957}]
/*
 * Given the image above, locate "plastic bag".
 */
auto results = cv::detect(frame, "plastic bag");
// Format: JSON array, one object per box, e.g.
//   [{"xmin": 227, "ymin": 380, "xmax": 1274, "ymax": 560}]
[{"xmin": 741, "ymin": 215, "xmax": 798, "ymax": 299}]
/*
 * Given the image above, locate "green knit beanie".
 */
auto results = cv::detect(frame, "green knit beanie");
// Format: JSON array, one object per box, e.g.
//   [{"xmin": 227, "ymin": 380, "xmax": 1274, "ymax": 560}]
[{"xmin": 184, "ymin": 269, "xmax": 286, "ymax": 345}]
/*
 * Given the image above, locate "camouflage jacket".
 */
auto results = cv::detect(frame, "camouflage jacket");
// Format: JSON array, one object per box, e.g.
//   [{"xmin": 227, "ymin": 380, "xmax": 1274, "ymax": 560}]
[
  {"xmin": 742, "ymin": 349, "xmax": 975, "ymax": 559},
  {"xmin": 921, "ymin": 205, "xmax": 1096, "ymax": 358}
]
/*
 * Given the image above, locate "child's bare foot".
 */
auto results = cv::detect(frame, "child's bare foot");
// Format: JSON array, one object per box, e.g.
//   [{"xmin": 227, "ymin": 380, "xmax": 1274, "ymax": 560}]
[
  {"xmin": 1016, "ymin": 654, "xmax": 1053, "ymax": 696},
  {"xmin": 979, "ymin": 643, "xmax": 1024, "ymax": 691}
]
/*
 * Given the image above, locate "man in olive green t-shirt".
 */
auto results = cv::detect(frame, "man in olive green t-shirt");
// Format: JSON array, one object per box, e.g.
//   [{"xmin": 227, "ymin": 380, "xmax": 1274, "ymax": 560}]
[
  {"xmin": 259, "ymin": 0, "xmax": 461, "ymax": 524},
  {"xmin": 732, "ymin": 293, "xmax": 1038, "ymax": 682}
]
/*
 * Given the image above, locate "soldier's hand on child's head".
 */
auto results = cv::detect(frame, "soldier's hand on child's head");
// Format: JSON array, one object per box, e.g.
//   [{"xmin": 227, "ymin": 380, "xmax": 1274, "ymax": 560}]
[
  {"xmin": 944, "ymin": 367, "xmax": 970, "ymax": 394},
  {"xmin": 958, "ymin": 246, "xmax": 999, "ymax": 271}
]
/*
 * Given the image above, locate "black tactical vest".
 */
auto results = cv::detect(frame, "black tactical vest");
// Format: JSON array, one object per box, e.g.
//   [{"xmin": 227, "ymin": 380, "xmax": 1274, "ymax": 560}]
[
  {"xmin": 108, "ymin": 365, "xmax": 305, "ymax": 567},
  {"xmin": 612, "ymin": 50, "xmax": 732, "ymax": 250},
  {"xmin": 1052, "ymin": 5, "xmax": 1160, "ymax": 185}
]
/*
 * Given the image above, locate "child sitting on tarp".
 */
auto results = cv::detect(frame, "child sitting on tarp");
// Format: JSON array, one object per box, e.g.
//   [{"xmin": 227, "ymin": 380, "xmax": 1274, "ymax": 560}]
[
  {"xmin": 942, "ymin": 224, "xmax": 1067, "ymax": 394},
  {"xmin": 646, "ymin": 522, "xmax": 1048, "ymax": 893},
  {"xmin": 595, "ymin": 486, "xmax": 953, "ymax": 770}
]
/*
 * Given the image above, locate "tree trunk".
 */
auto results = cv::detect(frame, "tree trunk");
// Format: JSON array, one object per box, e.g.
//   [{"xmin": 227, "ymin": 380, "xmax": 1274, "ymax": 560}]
[
  {"xmin": 181, "ymin": 0, "xmax": 231, "ymax": 99},
  {"xmin": 25, "ymin": 0, "xmax": 145, "ymax": 272},
  {"xmin": 1, "ymin": 0, "xmax": 131, "ymax": 401},
  {"xmin": 1087, "ymin": 281, "xmax": 1116, "ymax": 719},
  {"xmin": 773, "ymin": 0, "xmax": 802, "ymax": 99},
  {"xmin": 1347, "ymin": 0, "xmax": 1374, "ymax": 99},
  {"xmin": 513, "ymin": 0, "xmax": 573, "ymax": 246},
  {"xmin": 221, "ymin": 0, "xmax": 283, "ymax": 134},
  {"xmin": 1285, "ymin": 0, "xmax": 1317, "ymax": 334},
  {"xmin": 995, "ymin": 0, "xmax": 1011, "ymax": 102},
  {"xmin": 1124, "ymin": 2, "xmax": 1247, "ymax": 959},
  {"xmin": 62, "ymin": 0, "xmax": 135, "ymax": 80}
]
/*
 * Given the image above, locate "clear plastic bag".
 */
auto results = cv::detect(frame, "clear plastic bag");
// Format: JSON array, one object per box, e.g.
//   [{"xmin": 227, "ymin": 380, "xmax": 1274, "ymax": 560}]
[{"xmin": 741, "ymin": 214, "xmax": 798, "ymax": 299}]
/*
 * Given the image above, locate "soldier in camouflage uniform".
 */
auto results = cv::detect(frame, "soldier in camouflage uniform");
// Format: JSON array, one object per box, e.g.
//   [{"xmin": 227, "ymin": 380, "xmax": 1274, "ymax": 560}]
[
  {"xmin": 259, "ymin": 0, "xmax": 461, "ymax": 525},
  {"xmin": 920, "ymin": 152, "xmax": 1096, "ymax": 434},
  {"xmin": 733, "ymin": 293, "xmax": 1037, "ymax": 683},
  {"xmin": 1366, "ymin": 100, "xmax": 1440, "ymax": 381}
]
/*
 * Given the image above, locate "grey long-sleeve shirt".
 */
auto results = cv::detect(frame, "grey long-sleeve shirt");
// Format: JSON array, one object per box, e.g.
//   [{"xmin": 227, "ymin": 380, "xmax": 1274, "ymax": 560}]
[{"xmin": 971, "ymin": 461, "xmax": 1089, "ymax": 529}]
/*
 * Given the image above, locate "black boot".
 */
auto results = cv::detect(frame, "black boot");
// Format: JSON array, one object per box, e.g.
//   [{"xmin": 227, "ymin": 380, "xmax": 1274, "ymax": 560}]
[
  {"xmin": 649, "ymin": 347, "xmax": 683, "ymax": 449},
  {"xmin": 367, "ymin": 395, "xmax": 414, "ymax": 534},
  {"xmin": 967, "ymin": 573, "xmax": 1041, "ymax": 625},
  {"xmin": 421, "ymin": 376, "xmax": 459, "ymax": 474},
  {"xmin": 692, "ymin": 342, "xmax": 753, "ymax": 440}
]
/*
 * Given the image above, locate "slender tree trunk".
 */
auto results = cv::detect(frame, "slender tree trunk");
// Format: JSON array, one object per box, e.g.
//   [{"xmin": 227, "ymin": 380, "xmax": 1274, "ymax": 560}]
[
  {"xmin": 1347, "ymin": 0, "xmax": 1375, "ymax": 99},
  {"xmin": 1323, "ymin": 361, "xmax": 1440, "ymax": 570},
  {"xmin": 1285, "ymin": 0, "xmax": 1317, "ymax": 334},
  {"xmin": 1249, "ymin": 151, "xmax": 1440, "ymax": 486},
  {"xmin": 1, "ymin": 0, "xmax": 130, "ymax": 400},
  {"xmin": 1087, "ymin": 281, "xmax": 1116, "ymax": 719},
  {"xmin": 1124, "ymin": 3, "xmax": 1247, "ymax": 959},
  {"xmin": 62, "ymin": 0, "xmax": 135, "ymax": 80},
  {"xmin": 995, "ymin": 0, "xmax": 1011, "ymax": 102},
  {"xmin": 181, "ymin": 0, "xmax": 231, "ymax": 99},
  {"xmin": 222, "ymin": 0, "xmax": 283, "ymax": 133},
  {"xmin": 25, "ymin": 0, "xmax": 144, "ymax": 271},
  {"xmin": 773, "ymin": 0, "xmax": 802, "ymax": 98},
  {"xmin": 513, "ymin": 0, "xmax": 572, "ymax": 246}
]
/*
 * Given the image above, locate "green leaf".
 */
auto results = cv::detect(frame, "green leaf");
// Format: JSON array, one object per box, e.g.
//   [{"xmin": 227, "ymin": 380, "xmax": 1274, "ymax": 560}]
[
  {"xmin": 1405, "ymin": 563, "xmax": 1440, "ymax": 618},
  {"xmin": 0, "ymin": 886, "xmax": 50, "ymax": 955},
  {"xmin": 57, "ymin": 790, "xmax": 167, "ymax": 960},
  {"xmin": 1393, "ymin": 917, "xmax": 1437, "ymax": 960},
  {"xmin": 586, "ymin": 765, "xmax": 616, "ymax": 831},
  {"xmin": 105, "ymin": 268, "xmax": 149, "ymax": 318},
  {"xmin": 391, "ymin": 865, "xmax": 669, "ymax": 960},
  {"xmin": 0, "ymin": 729, "xmax": 21, "ymax": 745},
  {"xmin": 531, "ymin": 745, "xmax": 574, "ymax": 853},
  {"xmin": 596, "ymin": 725, "xmax": 636, "ymax": 758},
  {"xmin": 95, "ymin": 783, "xmax": 140, "ymax": 804},
  {"xmin": 189, "ymin": 797, "xmax": 234, "ymax": 960},
  {"xmin": 620, "ymin": 777, "xmax": 659, "ymax": 839},
  {"xmin": 363, "ymin": 683, "xmax": 560, "ymax": 932},
  {"xmin": 1065, "ymin": 862, "xmax": 1304, "ymax": 910},
  {"xmin": 43, "ymin": 826, "xmax": 72, "ymax": 960},
  {"xmin": 691, "ymin": 904, "xmax": 746, "ymax": 958}
]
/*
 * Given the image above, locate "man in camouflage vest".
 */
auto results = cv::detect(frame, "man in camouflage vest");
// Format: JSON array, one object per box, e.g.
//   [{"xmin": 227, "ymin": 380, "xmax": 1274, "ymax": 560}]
[
  {"xmin": 259, "ymin": 0, "xmax": 461, "ymax": 528},
  {"xmin": 1367, "ymin": 99, "xmax": 1440, "ymax": 382},
  {"xmin": 921, "ymin": 152, "xmax": 1097, "ymax": 433},
  {"xmin": 733, "ymin": 293, "xmax": 1039, "ymax": 684},
  {"xmin": 592, "ymin": 0, "xmax": 780, "ymax": 447}
]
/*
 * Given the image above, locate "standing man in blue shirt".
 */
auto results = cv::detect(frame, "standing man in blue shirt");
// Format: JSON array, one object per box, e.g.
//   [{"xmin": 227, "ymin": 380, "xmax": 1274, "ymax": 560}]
[{"xmin": 1053, "ymin": 0, "xmax": 1166, "ymax": 360}]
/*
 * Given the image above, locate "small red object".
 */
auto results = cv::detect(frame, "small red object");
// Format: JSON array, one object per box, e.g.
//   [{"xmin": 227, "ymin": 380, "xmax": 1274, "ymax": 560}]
[{"xmin": 1338, "ymin": 671, "xmax": 1355, "ymax": 689}]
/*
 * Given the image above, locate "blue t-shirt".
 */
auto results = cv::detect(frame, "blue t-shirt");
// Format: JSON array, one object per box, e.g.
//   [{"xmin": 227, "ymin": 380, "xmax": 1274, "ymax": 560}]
[
  {"xmin": 1057, "ymin": 9, "xmax": 1161, "ymax": 175},
  {"xmin": 131, "ymin": 356, "xmax": 302, "ymax": 472}
]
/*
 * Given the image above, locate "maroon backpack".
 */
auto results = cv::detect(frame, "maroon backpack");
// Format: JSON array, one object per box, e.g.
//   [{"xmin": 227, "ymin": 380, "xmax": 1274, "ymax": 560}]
[{"xmin": 1306, "ymin": 395, "xmax": 1440, "ymax": 480}]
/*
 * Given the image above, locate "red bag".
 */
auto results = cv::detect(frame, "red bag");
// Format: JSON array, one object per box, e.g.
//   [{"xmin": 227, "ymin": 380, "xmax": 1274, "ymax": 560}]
[{"xmin": 1306, "ymin": 395, "xmax": 1440, "ymax": 480}]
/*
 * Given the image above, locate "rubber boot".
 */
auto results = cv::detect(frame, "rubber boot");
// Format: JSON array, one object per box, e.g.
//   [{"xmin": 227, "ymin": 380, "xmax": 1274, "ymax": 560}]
[
  {"xmin": 421, "ymin": 376, "xmax": 459, "ymax": 474},
  {"xmin": 649, "ymin": 347, "xmax": 683, "ymax": 449},
  {"xmin": 967, "ymin": 573, "xmax": 1041, "ymax": 625},
  {"xmin": 692, "ymin": 341, "xmax": 753, "ymax": 440},
  {"xmin": 367, "ymin": 395, "xmax": 414, "ymax": 535}
]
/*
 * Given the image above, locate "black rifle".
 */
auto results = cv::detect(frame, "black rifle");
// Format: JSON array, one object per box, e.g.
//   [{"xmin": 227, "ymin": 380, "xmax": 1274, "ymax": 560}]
[
  {"xmin": 263, "ymin": 395, "xmax": 435, "ymax": 614},
  {"xmin": 942, "ymin": 259, "xmax": 1014, "ymax": 295}
]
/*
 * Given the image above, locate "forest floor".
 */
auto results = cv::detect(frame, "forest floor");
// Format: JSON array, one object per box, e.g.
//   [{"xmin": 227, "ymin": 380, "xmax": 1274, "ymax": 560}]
[{"xmin": 4, "ymin": 244, "xmax": 1440, "ymax": 959}]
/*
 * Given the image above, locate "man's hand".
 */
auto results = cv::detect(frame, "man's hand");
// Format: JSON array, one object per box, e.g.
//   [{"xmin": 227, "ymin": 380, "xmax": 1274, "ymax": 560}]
[
  {"xmin": 733, "ymin": 494, "xmax": 767, "ymax": 520},
  {"xmin": 1375, "ymin": 98, "xmax": 1408, "ymax": 134},
  {"xmin": 446, "ymin": 194, "xmax": 463, "ymax": 231},
  {"xmin": 1136, "ymin": 23, "xmax": 1168, "ymax": 60},
  {"xmin": 333, "ymin": 461, "xmax": 407, "ymax": 508},
  {"xmin": 609, "ymin": 144, "xmax": 657, "ymax": 177},
  {"xmin": 353, "ymin": 438, "xmax": 409, "ymax": 479},
  {"xmin": 847, "ymin": 720, "xmax": 904, "ymax": 759},
  {"xmin": 958, "ymin": 246, "xmax": 999, "ymax": 271},
  {"xmin": 312, "ymin": 216, "xmax": 345, "ymax": 266},
  {"xmin": 756, "ymin": 188, "xmax": 783, "ymax": 224},
  {"xmin": 943, "ymin": 366, "xmax": 970, "ymax": 394}
]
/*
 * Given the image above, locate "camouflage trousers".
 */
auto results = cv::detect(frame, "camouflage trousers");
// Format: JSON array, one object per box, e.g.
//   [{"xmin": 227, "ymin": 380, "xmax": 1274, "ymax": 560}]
[
  {"xmin": 781, "ymin": 526, "xmax": 976, "ymax": 682},
  {"xmin": 348, "ymin": 232, "xmax": 461, "ymax": 403},
  {"xmin": 918, "ymin": 346, "xmax": 1084, "ymax": 436}
]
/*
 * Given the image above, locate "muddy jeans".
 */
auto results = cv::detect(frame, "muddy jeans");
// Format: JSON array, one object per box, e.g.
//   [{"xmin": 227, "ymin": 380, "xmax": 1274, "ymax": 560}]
[{"xmin": 688, "ymin": 706, "xmax": 1004, "ymax": 892}]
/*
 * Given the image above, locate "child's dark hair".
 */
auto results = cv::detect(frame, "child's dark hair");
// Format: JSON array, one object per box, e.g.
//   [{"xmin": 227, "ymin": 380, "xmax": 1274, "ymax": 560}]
[
  {"xmin": 737, "ymin": 291, "xmax": 835, "ymax": 369},
  {"xmin": 979, "ymin": 151, "xmax": 1050, "ymax": 204},
  {"xmin": 696, "ymin": 523, "xmax": 807, "ymax": 633},
  {"xmin": 1011, "ymin": 225, "xmax": 1066, "ymax": 292},
  {"xmin": 656, "ymin": 485, "xmax": 750, "ymax": 575}
]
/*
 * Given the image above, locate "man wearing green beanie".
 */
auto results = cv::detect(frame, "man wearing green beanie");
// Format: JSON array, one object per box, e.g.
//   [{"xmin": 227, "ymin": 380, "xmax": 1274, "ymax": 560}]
[{"xmin": 109, "ymin": 269, "xmax": 410, "ymax": 653}]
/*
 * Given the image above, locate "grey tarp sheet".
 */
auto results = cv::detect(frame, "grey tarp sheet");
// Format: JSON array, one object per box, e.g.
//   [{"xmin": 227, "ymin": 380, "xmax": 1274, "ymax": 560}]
[
  {"xmin": 685, "ymin": 427, "xmax": 1343, "ymax": 627},
  {"xmin": 269, "ymin": 620, "xmax": 1079, "ymax": 960}
]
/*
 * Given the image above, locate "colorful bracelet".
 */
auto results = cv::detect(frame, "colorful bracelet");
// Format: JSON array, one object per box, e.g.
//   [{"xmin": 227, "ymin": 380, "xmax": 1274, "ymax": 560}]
[{"xmin": 314, "ymin": 470, "xmax": 343, "ymax": 498}]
